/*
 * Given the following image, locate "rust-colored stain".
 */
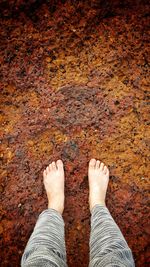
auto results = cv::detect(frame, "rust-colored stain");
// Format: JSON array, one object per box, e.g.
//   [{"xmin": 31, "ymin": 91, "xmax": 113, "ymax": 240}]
[{"xmin": 0, "ymin": 1, "xmax": 149, "ymax": 266}]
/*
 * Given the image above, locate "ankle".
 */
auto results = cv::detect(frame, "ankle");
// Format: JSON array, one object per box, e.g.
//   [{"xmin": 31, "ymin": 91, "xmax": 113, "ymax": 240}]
[
  {"xmin": 89, "ymin": 198, "xmax": 106, "ymax": 211},
  {"xmin": 48, "ymin": 202, "xmax": 64, "ymax": 214}
]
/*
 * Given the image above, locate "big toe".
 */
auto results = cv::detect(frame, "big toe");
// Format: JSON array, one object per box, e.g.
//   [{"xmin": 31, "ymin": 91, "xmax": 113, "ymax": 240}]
[
  {"xmin": 89, "ymin": 158, "xmax": 96, "ymax": 168},
  {"xmin": 56, "ymin": 159, "xmax": 64, "ymax": 170}
]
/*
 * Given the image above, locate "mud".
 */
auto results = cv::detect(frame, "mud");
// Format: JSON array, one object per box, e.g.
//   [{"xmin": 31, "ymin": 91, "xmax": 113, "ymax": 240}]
[{"xmin": 0, "ymin": 1, "xmax": 149, "ymax": 266}]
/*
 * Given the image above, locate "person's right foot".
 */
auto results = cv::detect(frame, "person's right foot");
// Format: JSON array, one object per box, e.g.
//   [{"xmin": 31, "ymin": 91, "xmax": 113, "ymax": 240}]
[
  {"xmin": 88, "ymin": 159, "xmax": 109, "ymax": 211},
  {"xmin": 43, "ymin": 160, "xmax": 64, "ymax": 214}
]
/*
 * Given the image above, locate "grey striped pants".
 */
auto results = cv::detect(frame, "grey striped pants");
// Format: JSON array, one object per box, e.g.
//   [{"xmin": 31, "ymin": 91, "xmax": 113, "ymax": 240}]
[{"xmin": 21, "ymin": 205, "xmax": 135, "ymax": 267}]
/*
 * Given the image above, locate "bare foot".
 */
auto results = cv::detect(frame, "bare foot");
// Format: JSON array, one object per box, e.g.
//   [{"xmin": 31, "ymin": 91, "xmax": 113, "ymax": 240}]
[
  {"xmin": 43, "ymin": 159, "xmax": 64, "ymax": 214},
  {"xmin": 88, "ymin": 159, "xmax": 109, "ymax": 211}
]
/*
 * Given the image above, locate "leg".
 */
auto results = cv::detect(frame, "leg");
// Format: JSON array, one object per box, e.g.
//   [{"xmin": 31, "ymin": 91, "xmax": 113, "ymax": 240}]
[
  {"xmin": 21, "ymin": 160, "xmax": 67, "ymax": 267},
  {"xmin": 88, "ymin": 159, "xmax": 135, "ymax": 267}
]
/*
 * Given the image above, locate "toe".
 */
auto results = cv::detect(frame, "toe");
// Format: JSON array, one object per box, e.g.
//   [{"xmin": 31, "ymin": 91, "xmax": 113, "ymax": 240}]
[
  {"xmin": 96, "ymin": 160, "xmax": 100, "ymax": 169},
  {"xmin": 56, "ymin": 159, "xmax": 64, "ymax": 170},
  {"xmin": 52, "ymin": 161, "xmax": 56, "ymax": 170},
  {"xmin": 48, "ymin": 164, "xmax": 52, "ymax": 171},
  {"xmin": 104, "ymin": 166, "xmax": 107, "ymax": 174},
  {"xmin": 89, "ymin": 158, "xmax": 96, "ymax": 168},
  {"xmin": 43, "ymin": 170, "xmax": 47, "ymax": 177},
  {"xmin": 46, "ymin": 166, "xmax": 50, "ymax": 173},
  {"xmin": 106, "ymin": 166, "xmax": 109, "ymax": 175},
  {"xmin": 100, "ymin": 162, "xmax": 104, "ymax": 171}
]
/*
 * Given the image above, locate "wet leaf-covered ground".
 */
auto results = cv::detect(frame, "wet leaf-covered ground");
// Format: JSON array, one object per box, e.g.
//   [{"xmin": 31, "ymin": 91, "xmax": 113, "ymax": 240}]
[{"xmin": 0, "ymin": 1, "xmax": 149, "ymax": 266}]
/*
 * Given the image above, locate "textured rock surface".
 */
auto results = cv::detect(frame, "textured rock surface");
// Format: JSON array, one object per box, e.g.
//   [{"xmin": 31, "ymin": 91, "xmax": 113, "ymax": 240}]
[{"xmin": 0, "ymin": 1, "xmax": 149, "ymax": 266}]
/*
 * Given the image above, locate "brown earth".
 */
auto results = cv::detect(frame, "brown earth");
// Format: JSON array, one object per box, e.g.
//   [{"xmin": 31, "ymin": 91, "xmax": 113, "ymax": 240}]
[{"xmin": 0, "ymin": 0, "xmax": 149, "ymax": 266}]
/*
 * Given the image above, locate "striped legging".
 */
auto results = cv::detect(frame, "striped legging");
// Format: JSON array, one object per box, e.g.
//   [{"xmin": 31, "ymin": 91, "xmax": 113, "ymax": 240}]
[{"xmin": 21, "ymin": 205, "xmax": 135, "ymax": 267}]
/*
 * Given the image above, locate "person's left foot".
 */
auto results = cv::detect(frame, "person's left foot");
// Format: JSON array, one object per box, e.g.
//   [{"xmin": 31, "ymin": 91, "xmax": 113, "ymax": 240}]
[{"xmin": 43, "ymin": 160, "xmax": 65, "ymax": 214}]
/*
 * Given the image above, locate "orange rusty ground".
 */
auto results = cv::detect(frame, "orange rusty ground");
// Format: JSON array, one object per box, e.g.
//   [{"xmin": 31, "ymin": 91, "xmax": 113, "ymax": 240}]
[{"xmin": 0, "ymin": 1, "xmax": 149, "ymax": 266}]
